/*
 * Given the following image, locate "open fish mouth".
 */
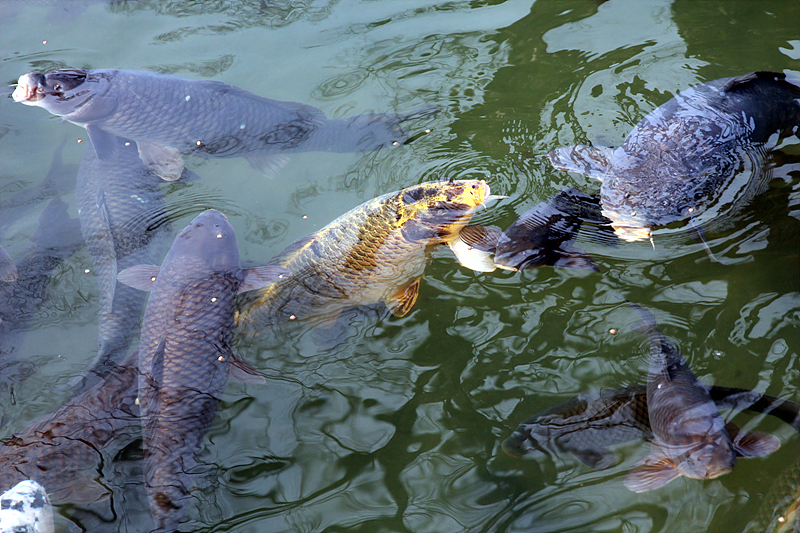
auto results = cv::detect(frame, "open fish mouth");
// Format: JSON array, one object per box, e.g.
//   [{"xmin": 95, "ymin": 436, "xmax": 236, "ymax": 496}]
[
  {"xmin": 612, "ymin": 223, "xmax": 653, "ymax": 243},
  {"xmin": 12, "ymin": 73, "xmax": 46, "ymax": 104}
]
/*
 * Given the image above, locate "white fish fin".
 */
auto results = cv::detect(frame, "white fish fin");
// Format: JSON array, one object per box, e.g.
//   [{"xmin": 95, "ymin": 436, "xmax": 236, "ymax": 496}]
[
  {"xmin": 386, "ymin": 276, "xmax": 422, "ymax": 317},
  {"xmin": 448, "ymin": 226, "xmax": 499, "ymax": 273},
  {"xmin": 137, "ymin": 141, "xmax": 185, "ymax": 181},
  {"xmin": 0, "ymin": 244, "xmax": 18, "ymax": 282},
  {"xmin": 228, "ymin": 352, "xmax": 267, "ymax": 384},
  {"xmin": 116, "ymin": 264, "xmax": 161, "ymax": 291},
  {"xmin": 548, "ymin": 145, "xmax": 613, "ymax": 180},
  {"xmin": 726, "ymin": 422, "xmax": 781, "ymax": 457},
  {"xmin": 238, "ymin": 266, "xmax": 292, "ymax": 293},
  {"xmin": 244, "ymin": 153, "xmax": 291, "ymax": 178},
  {"xmin": 624, "ymin": 449, "xmax": 680, "ymax": 492},
  {"xmin": 552, "ymin": 246, "xmax": 599, "ymax": 272},
  {"xmin": 86, "ymin": 125, "xmax": 119, "ymax": 160}
]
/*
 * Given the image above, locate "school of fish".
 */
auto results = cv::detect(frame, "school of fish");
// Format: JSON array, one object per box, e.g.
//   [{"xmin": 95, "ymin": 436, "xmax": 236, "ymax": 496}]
[{"xmin": 1, "ymin": 61, "xmax": 799, "ymax": 532}]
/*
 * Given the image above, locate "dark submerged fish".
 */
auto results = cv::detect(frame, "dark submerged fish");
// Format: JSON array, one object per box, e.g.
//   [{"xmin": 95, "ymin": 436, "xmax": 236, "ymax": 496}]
[
  {"xmin": 237, "ymin": 180, "xmax": 495, "ymax": 330},
  {"xmin": 13, "ymin": 69, "xmax": 420, "ymax": 181},
  {"xmin": 117, "ymin": 210, "xmax": 288, "ymax": 531},
  {"xmin": 502, "ymin": 384, "xmax": 799, "ymax": 471},
  {"xmin": 746, "ymin": 451, "xmax": 800, "ymax": 533},
  {"xmin": 0, "ymin": 197, "xmax": 82, "ymax": 425},
  {"xmin": 450, "ymin": 187, "xmax": 607, "ymax": 272},
  {"xmin": 0, "ymin": 348, "xmax": 139, "ymax": 503},
  {"xmin": 549, "ymin": 71, "xmax": 800, "ymax": 243},
  {"xmin": 625, "ymin": 303, "xmax": 780, "ymax": 492},
  {"xmin": 74, "ymin": 135, "xmax": 172, "ymax": 391}
]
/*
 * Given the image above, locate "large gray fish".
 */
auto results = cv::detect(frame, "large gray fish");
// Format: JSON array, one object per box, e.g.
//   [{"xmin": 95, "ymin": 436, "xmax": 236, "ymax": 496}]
[
  {"xmin": 74, "ymin": 134, "xmax": 172, "ymax": 392},
  {"xmin": 13, "ymin": 69, "xmax": 421, "ymax": 181},
  {"xmin": 0, "ymin": 348, "xmax": 139, "ymax": 503},
  {"xmin": 503, "ymin": 384, "xmax": 799, "ymax": 471},
  {"xmin": 624, "ymin": 303, "xmax": 780, "ymax": 492},
  {"xmin": 0, "ymin": 197, "xmax": 82, "ymax": 426},
  {"xmin": 549, "ymin": 71, "xmax": 800, "ymax": 243},
  {"xmin": 117, "ymin": 210, "xmax": 289, "ymax": 531},
  {"xmin": 449, "ymin": 188, "xmax": 608, "ymax": 272}
]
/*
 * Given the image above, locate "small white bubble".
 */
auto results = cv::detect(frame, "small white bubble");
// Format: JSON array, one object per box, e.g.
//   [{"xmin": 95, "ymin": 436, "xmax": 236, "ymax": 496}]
[
  {"xmin": 218, "ymin": 356, "xmax": 225, "ymax": 362},
  {"xmin": 196, "ymin": 140, "xmax": 202, "ymax": 146},
  {"xmin": 150, "ymin": 276, "xmax": 157, "ymax": 282},
  {"xmin": 125, "ymin": 142, "xmax": 131, "ymax": 147},
  {"xmin": 211, "ymin": 297, "xmax": 217, "ymax": 303},
  {"xmin": 239, "ymin": 124, "xmax": 246, "ymax": 129},
  {"xmin": 216, "ymin": 233, "xmax": 223, "ymax": 239},
  {"xmin": 609, "ymin": 328, "xmax": 617, "ymax": 334},
  {"xmin": 135, "ymin": 397, "xmax": 140, "ymax": 405},
  {"xmin": 303, "ymin": 215, "xmax": 308, "ymax": 219},
  {"xmin": 392, "ymin": 141, "xmax": 399, "ymax": 146},
  {"xmin": 185, "ymin": 95, "xmax": 191, "ymax": 102},
  {"xmin": 84, "ymin": 269, "xmax": 91, "ymax": 274},
  {"xmin": 77, "ymin": 139, "xmax": 83, "ymax": 143},
  {"xmin": 289, "ymin": 315, "xmax": 296, "ymax": 320},
  {"xmin": 657, "ymin": 383, "xmax": 663, "ymax": 389},
  {"xmin": 42, "ymin": 40, "xmax": 48, "ymax": 45}
]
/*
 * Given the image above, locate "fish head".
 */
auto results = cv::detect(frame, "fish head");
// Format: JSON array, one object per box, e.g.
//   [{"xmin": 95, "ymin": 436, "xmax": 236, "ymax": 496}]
[
  {"xmin": 170, "ymin": 209, "xmax": 241, "ymax": 271},
  {"xmin": 396, "ymin": 179, "xmax": 492, "ymax": 242},
  {"xmin": 675, "ymin": 439, "xmax": 737, "ymax": 481},
  {"xmin": 12, "ymin": 69, "xmax": 110, "ymax": 118}
]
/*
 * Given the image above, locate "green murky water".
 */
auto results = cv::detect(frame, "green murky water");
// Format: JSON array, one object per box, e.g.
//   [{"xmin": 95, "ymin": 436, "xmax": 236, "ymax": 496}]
[{"xmin": 1, "ymin": 0, "xmax": 798, "ymax": 531}]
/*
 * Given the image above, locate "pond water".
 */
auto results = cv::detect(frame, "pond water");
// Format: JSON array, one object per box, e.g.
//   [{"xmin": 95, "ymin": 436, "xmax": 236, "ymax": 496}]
[{"xmin": 1, "ymin": 0, "xmax": 799, "ymax": 532}]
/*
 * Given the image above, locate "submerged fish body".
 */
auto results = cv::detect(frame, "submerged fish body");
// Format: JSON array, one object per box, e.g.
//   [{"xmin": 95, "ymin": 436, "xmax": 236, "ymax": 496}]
[
  {"xmin": 503, "ymin": 384, "xmax": 798, "ymax": 472},
  {"xmin": 0, "ymin": 245, "xmax": 17, "ymax": 282},
  {"xmin": 13, "ymin": 69, "xmax": 413, "ymax": 180},
  {"xmin": 75, "ymin": 135, "xmax": 171, "ymax": 391},
  {"xmin": 117, "ymin": 210, "xmax": 287, "ymax": 531},
  {"xmin": 448, "ymin": 188, "xmax": 609, "ymax": 273},
  {"xmin": 747, "ymin": 452, "xmax": 800, "ymax": 533},
  {"xmin": 237, "ymin": 179, "xmax": 491, "ymax": 330},
  {"xmin": 0, "ymin": 197, "xmax": 82, "ymax": 424},
  {"xmin": 0, "ymin": 480, "xmax": 53, "ymax": 533},
  {"xmin": 549, "ymin": 71, "xmax": 800, "ymax": 242},
  {"xmin": 0, "ymin": 348, "xmax": 139, "ymax": 504},
  {"xmin": 625, "ymin": 303, "xmax": 780, "ymax": 492}
]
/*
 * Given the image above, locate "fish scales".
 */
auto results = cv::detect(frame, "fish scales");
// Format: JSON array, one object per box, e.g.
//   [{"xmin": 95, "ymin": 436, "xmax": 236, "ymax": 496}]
[
  {"xmin": 123, "ymin": 210, "xmax": 287, "ymax": 531},
  {"xmin": 75, "ymin": 135, "xmax": 170, "ymax": 390},
  {"xmin": 0, "ymin": 348, "xmax": 139, "ymax": 502},
  {"xmin": 238, "ymin": 180, "xmax": 488, "ymax": 329}
]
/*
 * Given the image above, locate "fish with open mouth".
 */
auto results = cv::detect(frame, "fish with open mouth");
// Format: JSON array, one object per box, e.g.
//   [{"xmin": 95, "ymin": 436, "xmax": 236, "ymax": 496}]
[
  {"xmin": 12, "ymin": 68, "xmax": 427, "ymax": 181},
  {"xmin": 236, "ymin": 179, "xmax": 501, "ymax": 330},
  {"xmin": 548, "ymin": 71, "xmax": 800, "ymax": 244},
  {"xmin": 117, "ymin": 209, "xmax": 289, "ymax": 531}
]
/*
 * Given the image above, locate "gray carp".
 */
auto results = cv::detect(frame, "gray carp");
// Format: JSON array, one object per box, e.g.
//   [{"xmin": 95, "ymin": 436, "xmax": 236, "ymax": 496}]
[
  {"xmin": 624, "ymin": 303, "xmax": 780, "ymax": 492},
  {"xmin": 74, "ymin": 134, "xmax": 172, "ymax": 392},
  {"xmin": 449, "ymin": 188, "xmax": 607, "ymax": 272},
  {"xmin": 549, "ymin": 71, "xmax": 800, "ymax": 243},
  {"xmin": 503, "ymin": 384, "xmax": 799, "ymax": 472},
  {"xmin": 117, "ymin": 210, "xmax": 289, "ymax": 531},
  {"xmin": 13, "ymin": 69, "xmax": 420, "ymax": 181}
]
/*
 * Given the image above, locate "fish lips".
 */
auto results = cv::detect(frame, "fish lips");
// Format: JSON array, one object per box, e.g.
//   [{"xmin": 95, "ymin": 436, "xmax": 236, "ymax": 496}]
[{"xmin": 12, "ymin": 73, "xmax": 48, "ymax": 104}]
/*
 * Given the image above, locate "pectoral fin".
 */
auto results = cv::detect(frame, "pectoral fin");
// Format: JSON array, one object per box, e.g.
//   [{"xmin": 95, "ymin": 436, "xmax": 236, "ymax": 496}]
[
  {"xmin": 726, "ymin": 422, "xmax": 781, "ymax": 457},
  {"xmin": 227, "ymin": 353, "xmax": 266, "ymax": 384},
  {"xmin": 0, "ymin": 245, "xmax": 18, "ymax": 282},
  {"xmin": 448, "ymin": 225, "xmax": 501, "ymax": 273},
  {"xmin": 624, "ymin": 450, "xmax": 680, "ymax": 492},
  {"xmin": 117, "ymin": 264, "xmax": 161, "ymax": 291},
  {"xmin": 244, "ymin": 153, "xmax": 291, "ymax": 178},
  {"xmin": 386, "ymin": 276, "xmax": 421, "ymax": 317},
  {"xmin": 548, "ymin": 145, "xmax": 613, "ymax": 180},
  {"xmin": 238, "ymin": 266, "xmax": 292, "ymax": 293},
  {"xmin": 137, "ymin": 141, "xmax": 185, "ymax": 181},
  {"xmin": 552, "ymin": 246, "xmax": 599, "ymax": 272},
  {"xmin": 50, "ymin": 476, "xmax": 111, "ymax": 504},
  {"xmin": 572, "ymin": 447, "xmax": 618, "ymax": 470},
  {"xmin": 86, "ymin": 125, "xmax": 119, "ymax": 160}
]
